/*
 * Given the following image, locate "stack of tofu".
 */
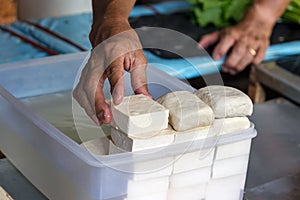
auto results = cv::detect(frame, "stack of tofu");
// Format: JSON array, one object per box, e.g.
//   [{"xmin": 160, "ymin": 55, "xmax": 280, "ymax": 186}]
[{"xmin": 81, "ymin": 85, "xmax": 254, "ymax": 200}]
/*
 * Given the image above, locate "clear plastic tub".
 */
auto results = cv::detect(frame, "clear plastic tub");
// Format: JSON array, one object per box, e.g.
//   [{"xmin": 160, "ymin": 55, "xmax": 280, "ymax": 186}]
[{"xmin": 0, "ymin": 52, "xmax": 257, "ymax": 200}]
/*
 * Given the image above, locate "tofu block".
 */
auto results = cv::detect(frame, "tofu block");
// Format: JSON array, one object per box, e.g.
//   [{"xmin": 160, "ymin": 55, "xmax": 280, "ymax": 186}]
[
  {"xmin": 109, "ymin": 141, "xmax": 173, "ymax": 181},
  {"xmin": 111, "ymin": 94, "xmax": 169, "ymax": 136},
  {"xmin": 157, "ymin": 91, "xmax": 214, "ymax": 131},
  {"xmin": 125, "ymin": 192, "xmax": 168, "ymax": 200},
  {"xmin": 80, "ymin": 137, "xmax": 109, "ymax": 155},
  {"xmin": 174, "ymin": 117, "xmax": 250, "ymax": 143},
  {"xmin": 173, "ymin": 148, "xmax": 215, "ymax": 174},
  {"xmin": 126, "ymin": 177, "xmax": 169, "ymax": 197},
  {"xmin": 212, "ymin": 117, "xmax": 251, "ymax": 136},
  {"xmin": 170, "ymin": 167, "xmax": 211, "ymax": 188},
  {"xmin": 215, "ymin": 139, "xmax": 252, "ymax": 160},
  {"xmin": 0, "ymin": 186, "xmax": 13, "ymax": 200},
  {"xmin": 206, "ymin": 174, "xmax": 247, "ymax": 200},
  {"xmin": 111, "ymin": 126, "xmax": 174, "ymax": 152},
  {"xmin": 212, "ymin": 154, "xmax": 250, "ymax": 179},
  {"xmin": 168, "ymin": 184, "xmax": 207, "ymax": 200},
  {"xmin": 174, "ymin": 125, "xmax": 210, "ymax": 143},
  {"xmin": 195, "ymin": 85, "xmax": 253, "ymax": 118},
  {"xmin": 130, "ymin": 157, "xmax": 173, "ymax": 181}
]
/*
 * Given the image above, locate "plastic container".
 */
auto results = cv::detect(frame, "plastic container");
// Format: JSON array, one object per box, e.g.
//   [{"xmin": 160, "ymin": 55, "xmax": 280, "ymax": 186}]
[{"xmin": 0, "ymin": 52, "xmax": 257, "ymax": 200}]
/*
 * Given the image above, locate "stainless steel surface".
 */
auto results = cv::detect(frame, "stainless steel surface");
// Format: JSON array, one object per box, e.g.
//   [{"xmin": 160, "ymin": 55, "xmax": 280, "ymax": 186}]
[
  {"xmin": 247, "ymin": 98, "xmax": 300, "ymax": 188},
  {"xmin": 245, "ymin": 173, "xmax": 300, "ymax": 200},
  {"xmin": 244, "ymin": 98, "xmax": 300, "ymax": 199}
]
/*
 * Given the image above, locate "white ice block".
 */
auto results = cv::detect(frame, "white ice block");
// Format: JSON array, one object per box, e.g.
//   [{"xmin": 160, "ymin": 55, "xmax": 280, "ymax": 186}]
[
  {"xmin": 126, "ymin": 177, "xmax": 169, "ymax": 198},
  {"xmin": 110, "ymin": 126, "xmax": 174, "ymax": 152},
  {"xmin": 111, "ymin": 94, "xmax": 169, "ymax": 136},
  {"xmin": 173, "ymin": 148, "xmax": 215, "ymax": 174},
  {"xmin": 125, "ymin": 192, "xmax": 168, "ymax": 200},
  {"xmin": 195, "ymin": 85, "xmax": 253, "ymax": 118},
  {"xmin": 169, "ymin": 167, "xmax": 211, "ymax": 188},
  {"xmin": 206, "ymin": 174, "xmax": 247, "ymax": 200},
  {"xmin": 167, "ymin": 184, "xmax": 207, "ymax": 200},
  {"xmin": 174, "ymin": 117, "xmax": 250, "ymax": 143},
  {"xmin": 215, "ymin": 139, "xmax": 252, "ymax": 160},
  {"xmin": 80, "ymin": 137, "xmax": 109, "ymax": 155},
  {"xmin": 212, "ymin": 154, "xmax": 250, "ymax": 179},
  {"xmin": 157, "ymin": 91, "xmax": 214, "ymax": 131}
]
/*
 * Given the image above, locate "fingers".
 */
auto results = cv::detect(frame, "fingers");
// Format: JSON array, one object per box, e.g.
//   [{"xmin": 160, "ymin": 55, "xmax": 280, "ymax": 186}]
[
  {"xmin": 198, "ymin": 31, "xmax": 220, "ymax": 49},
  {"xmin": 73, "ymin": 58, "xmax": 101, "ymax": 125},
  {"xmin": 106, "ymin": 57, "xmax": 125, "ymax": 105},
  {"xmin": 212, "ymin": 26, "xmax": 269, "ymax": 74},
  {"xmin": 73, "ymin": 83, "xmax": 100, "ymax": 125},
  {"xmin": 130, "ymin": 50, "xmax": 152, "ymax": 98},
  {"xmin": 212, "ymin": 30, "xmax": 236, "ymax": 60},
  {"xmin": 95, "ymin": 75, "xmax": 112, "ymax": 125},
  {"xmin": 222, "ymin": 35, "xmax": 257, "ymax": 74},
  {"xmin": 253, "ymin": 40, "xmax": 269, "ymax": 66}
]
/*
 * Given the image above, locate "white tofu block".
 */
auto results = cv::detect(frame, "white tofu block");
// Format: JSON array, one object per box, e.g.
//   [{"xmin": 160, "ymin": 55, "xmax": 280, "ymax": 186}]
[
  {"xmin": 212, "ymin": 117, "xmax": 251, "ymax": 136},
  {"xmin": 129, "ymin": 158, "xmax": 173, "ymax": 181},
  {"xmin": 125, "ymin": 192, "xmax": 168, "ymax": 200},
  {"xmin": 111, "ymin": 94, "xmax": 169, "ymax": 136},
  {"xmin": 195, "ymin": 85, "xmax": 253, "ymax": 118},
  {"xmin": 174, "ymin": 125, "xmax": 211, "ymax": 143},
  {"xmin": 206, "ymin": 174, "xmax": 247, "ymax": 200},
  {"xmin": 170, "ymin": 167, "xmax": 211, "ymax": 188},
  {"xmin": 173, "ymin": 148, "xmax": 215, "ymax": 174},
  {"xmin": 174, "ymin": 117, "xmax": 250, "ymax": 143},
  {"xmin": 212, "ymin": 154, "xmax": 250, "ymax": 179},
  {"xmin": 0, "ymin": 186, "xmax": 13, "ymax": 200},
  {"xmin": 215, "ymin": 139, "xmax": 252, "ymax": 160},
  {"xmin": 80, "ymin": 137, "xmax": 109, "ymax": 155},
  {"xmin": 126, "ymin": 177, "xmax": 169, "ymax": 197},
  {"xmin": 109, "ymin": 141, "xmax": 173, "ymax": 181},
  {"xmin": 111, "ymin": 126, "xmax": 174, "ymax": 152},
  {"xmin": 168, "ymin": 184, "xmax": 207, "ymax": 200},
  {"xmin": 157, "ymin": 91, "xmax": 214, "ymax": 131}
]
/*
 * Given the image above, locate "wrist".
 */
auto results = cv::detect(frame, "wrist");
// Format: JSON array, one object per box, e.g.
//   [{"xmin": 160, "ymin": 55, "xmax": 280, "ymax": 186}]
[
  {"xmin": 239, "ymin": 4, "xmax": 276, "ymax": 38},
  {"xmin": 90, "ymin": 18, "xmax": 131, "ymax": 47}
]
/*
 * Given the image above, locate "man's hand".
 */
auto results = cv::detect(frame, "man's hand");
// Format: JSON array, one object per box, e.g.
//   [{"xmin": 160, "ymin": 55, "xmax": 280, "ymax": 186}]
[
  {"xmin": 73, "ymin": 20, "xmax": 151, "ymax": 125},
  {"xmin": 199, "ymin": 21, "xmax": 270, "ymax": 75},
  {"xmin": 199, "ymin": 0, "xmax": 291, "ymax": 75}
]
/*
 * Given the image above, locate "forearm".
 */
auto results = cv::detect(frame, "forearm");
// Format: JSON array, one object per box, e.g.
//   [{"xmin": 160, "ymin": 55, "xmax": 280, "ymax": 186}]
[
  {"xmin": 92, "ymin": 0, "xmax": 136, "ymax": 27},
  {"xmin": 244, "ymin": 0, "xmax": 291, "ymax": 27},
  {"xmin": 90, "ymin": 0, "xmax": 136, "ymax": 45}
]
